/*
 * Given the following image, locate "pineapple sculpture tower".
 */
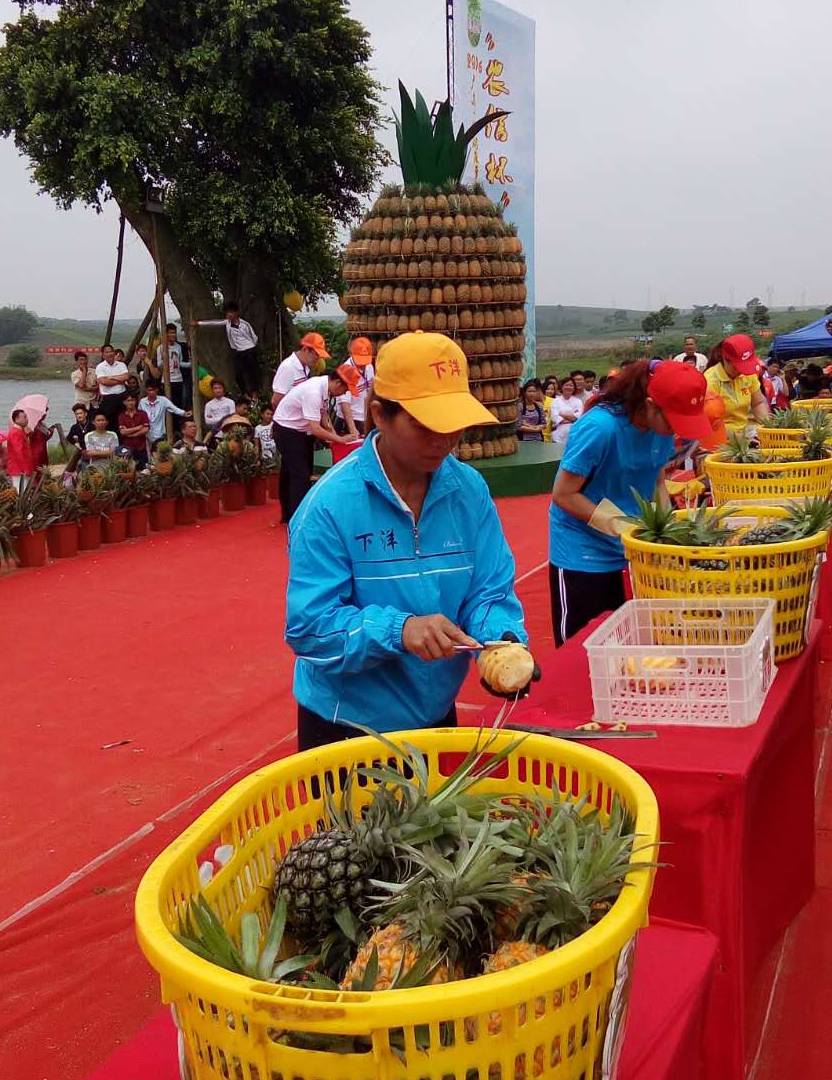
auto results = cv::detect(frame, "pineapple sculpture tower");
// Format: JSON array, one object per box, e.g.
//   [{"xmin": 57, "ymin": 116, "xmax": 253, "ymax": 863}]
[{"xmin": 342, "ymin": 84, "xmax": 527, "ymax": 461}]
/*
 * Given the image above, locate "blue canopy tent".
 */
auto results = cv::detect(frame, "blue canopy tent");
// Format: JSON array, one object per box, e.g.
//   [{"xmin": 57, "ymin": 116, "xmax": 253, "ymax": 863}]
[{"xmin": 769, "ymin": 315, "xmax": 832, "ymax": 361}]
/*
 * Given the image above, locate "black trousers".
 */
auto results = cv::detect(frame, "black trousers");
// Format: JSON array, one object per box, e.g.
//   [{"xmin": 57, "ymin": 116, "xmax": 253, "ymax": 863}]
[
  {"xmin": 297, "ymin": 704, "xmax": 458, "ymax": 753},
  {"xmin": 275, "ymin": 424, "xmax": 314, "ymax": 523},
  {"xmin": 234, "ymin": 347, "xmax": 259, "ymax": 398},
  {"xmin": 549, "ymin": 563, "xmax": 626, "ymax": 647},
  {"xmin": 98, "ymin": 392, "xmax": 125, "ymax": 433}
]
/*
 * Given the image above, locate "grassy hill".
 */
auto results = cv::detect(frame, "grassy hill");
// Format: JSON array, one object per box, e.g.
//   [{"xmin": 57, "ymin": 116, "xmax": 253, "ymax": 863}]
[{"xmin": 1, "ymin": 306, "xmax": 828, "ymax": 381}]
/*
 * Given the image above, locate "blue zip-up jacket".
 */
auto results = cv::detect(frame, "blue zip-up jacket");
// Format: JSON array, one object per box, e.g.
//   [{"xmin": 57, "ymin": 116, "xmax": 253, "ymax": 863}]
[{"xmin": 285, "ymin": 433, "xmax": 527, "ymax": 732}]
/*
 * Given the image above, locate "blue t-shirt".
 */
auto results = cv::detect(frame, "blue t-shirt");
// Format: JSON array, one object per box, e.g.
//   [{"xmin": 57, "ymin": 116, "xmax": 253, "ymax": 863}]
[{"xmin": 549, "ymin": 405, "xmax": 675, "ymax": 572}]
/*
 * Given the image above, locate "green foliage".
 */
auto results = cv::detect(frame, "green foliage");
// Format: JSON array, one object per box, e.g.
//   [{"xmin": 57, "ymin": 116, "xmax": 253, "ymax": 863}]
[
  {"xmin": 640, "ymin": 305, "xmax": 677, "ymax": 336},
  {"xmin": 0, "ymin": 305, "xmax": 38, "ymax": 346},
  {"xmin": 298, "ymin": 318, "xmax": 349, "ymax": 363},
  {"xmin": 0, "ymin": 1, "xmax": 388, "ymax": 309},
  {"xmin": 691, "ymin": 309, "xmax": 707, "ymax": 330},
  {"xmin": 394, "ymin": 82, "xmax": 508, "ymax": 187},
  {"xmin": 752, "ymin": 304, "xmax": 770, "ymax": 328},
  {"xmin": 735, "ymin": 311, "xmax": 751, "ymax": 331},
  {"xmin": 6, "ymin": 343, "xmax": 41, "ymax": 367}
]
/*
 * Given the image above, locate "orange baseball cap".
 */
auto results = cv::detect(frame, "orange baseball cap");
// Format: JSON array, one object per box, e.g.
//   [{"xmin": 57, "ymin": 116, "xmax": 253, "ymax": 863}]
[
  {"xmin": 350, "ymin": 337, "xmax": 374, "ymax": 365},
  {"xmin": 299, "ymin": 331, "xmax": 330, "ymax": 359},
  {"xmin": 373, "ymin": 332, "xmax": 497, "ymax": 433},
  {"xmin": 334, "ymin": 362, "xmax": 361, "ymax": 397}
]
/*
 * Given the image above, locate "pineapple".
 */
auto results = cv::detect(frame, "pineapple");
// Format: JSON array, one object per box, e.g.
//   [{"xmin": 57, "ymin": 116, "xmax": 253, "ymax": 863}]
[
  {"xmin": 342, "ymin": 82, "xmax": 525, "ymax": 460},
  {"xmin": 685, "ymin": 504, "xmax": 734, "ymax": 570},
  {"xmin": 272, "ymin": 829, "xmax": 370, "ymax": 937},
  {"xmin": 738, "ymin": 498, "xmax": 832, "ymax": 546},
  {"xmin": 761, "ymin": 407, "xmax": 807, "ymax": 430},
  {"xmin": 627, "ymin": 490, "xmax": 691, "ymax": 545},
  {"xmin": 800, "ymin": 408, "xmax": 832, "ymax": 461},
  {"xmin": 721, "ymin": 430, "xmax": 763, "ymax": 464},
  {"xmin": 274, "ymin": 725, "xmax": 523, "ymax": 938},
  {"xmin": 153, "ymin": 441, "xmax": 174, "ymax": 475},
  {"xmin": 342, "ymin": 818, "xmax": 527, "ymax": 989}
]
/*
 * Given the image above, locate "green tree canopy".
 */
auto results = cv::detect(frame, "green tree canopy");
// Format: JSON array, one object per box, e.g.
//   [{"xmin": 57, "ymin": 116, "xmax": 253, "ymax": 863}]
[
  {"xmin": 6, "ymin": 343, "xmax": 41, "ymax": 367},
  {"xmin": 0, "ymin": 304, "xmax": 38, "ymax": 345},
  {"xmin": 735, "ymin": 311, "xmax": 750, "ymax": 331},
  {"xmin": 691, "ymin": 309, "xmax": 706, "ymax": 330},
  {"xmin": 0, "ymin": 1, "xmax": 387, "ymax": 385},
  {"xmin": 752, "ymin": 304, "xmax": 770, "ymax": 328}
]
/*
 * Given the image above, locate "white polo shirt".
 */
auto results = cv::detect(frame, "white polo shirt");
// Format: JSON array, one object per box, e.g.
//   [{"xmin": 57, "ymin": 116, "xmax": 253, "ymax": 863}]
[
  {"xmin": 274, "ymin": 375, "xmax": 329, "ymax": 433},
  {"xmin": 272, "ymin": 352, "xmax": 310, "ymax": 397},
  {"xmin": 336, "ymin": 360, "xmax": 374, "ymax": 422},
  {"xmin": 95, "ymin": 359, "xmax": 129, "ymax": 395}
]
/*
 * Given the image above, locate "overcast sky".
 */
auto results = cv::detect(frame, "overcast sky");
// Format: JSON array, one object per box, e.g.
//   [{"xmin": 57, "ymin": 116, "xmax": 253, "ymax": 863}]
[{"xmin": 1, "ymin": 0, "xmax": 831, "ymax": 319}]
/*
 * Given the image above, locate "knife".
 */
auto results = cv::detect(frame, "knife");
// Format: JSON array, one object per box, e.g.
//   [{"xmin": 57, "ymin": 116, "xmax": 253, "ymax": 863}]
[
  {"xmin": 504, "ymin": 722, "xmax": 658, "ymax": 740},
  {"xmin": 452, "ymin": 640, "xmax": 512, "ymax": 653}
]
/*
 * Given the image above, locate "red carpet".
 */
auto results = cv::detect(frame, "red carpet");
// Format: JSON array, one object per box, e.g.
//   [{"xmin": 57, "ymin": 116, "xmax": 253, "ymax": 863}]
[{"xmin": 0, "ymin": 495, "xmax": 551, "ymax": 1080}]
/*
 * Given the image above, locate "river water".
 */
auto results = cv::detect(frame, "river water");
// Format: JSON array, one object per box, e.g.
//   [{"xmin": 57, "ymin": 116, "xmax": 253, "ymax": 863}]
[{"xmin": 1, "ymin": 377, "xmax": 78, "ymax": 430}]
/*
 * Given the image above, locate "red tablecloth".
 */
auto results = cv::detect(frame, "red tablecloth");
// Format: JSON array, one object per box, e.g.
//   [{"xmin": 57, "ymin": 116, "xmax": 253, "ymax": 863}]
[
  {"xmin": 478, "ymin": 620, "xmax": 820, "ymax": 1080},
  {"xmin": 816, "ymin": 537, "xmax": 832, "ymax": 661},
  {"xmin": 86, "ymin": 919, "xmax": 717, "ymax": 1080}
]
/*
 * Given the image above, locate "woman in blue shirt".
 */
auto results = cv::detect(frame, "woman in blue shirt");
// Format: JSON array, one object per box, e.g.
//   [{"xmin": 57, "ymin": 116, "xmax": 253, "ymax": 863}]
[
  {"xmin": 549, "ymin": 360, "xmax": 716, "ymax": 646},
  {"xmin": 285, "ymin": 331, "xmax": 538, "ymax": 750}
]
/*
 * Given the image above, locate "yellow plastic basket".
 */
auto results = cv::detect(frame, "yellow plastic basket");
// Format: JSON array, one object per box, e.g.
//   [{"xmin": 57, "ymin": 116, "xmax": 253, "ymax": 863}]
[
  {"xmin": 704, "ymin": 449, "xmax": 832, "ymax": 504},
  {"xmin": 622, "ymin": 505, "xmax": 828, "ymax": 660},
  {"xmin": 757, "ymin": 427, "xmax": 806, "ymax": 450},
  {"xmin": 136, "ymin": 730, "xmax": 659, "ymax": 1080},
  {"xmin": 793, "ymin": 398, "xmax": 832, "ymax": 410}
]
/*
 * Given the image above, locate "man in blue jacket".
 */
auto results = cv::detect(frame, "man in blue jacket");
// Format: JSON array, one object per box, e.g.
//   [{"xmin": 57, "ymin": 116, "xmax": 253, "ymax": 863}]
[{"xmin": 285, "ymin": 331, "xmax": 537, "ymax": 750}]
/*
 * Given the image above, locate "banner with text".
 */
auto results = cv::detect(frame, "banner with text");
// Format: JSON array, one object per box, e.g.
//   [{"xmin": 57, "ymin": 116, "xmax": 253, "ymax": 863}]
[{"xmin": 453, "ymin": 0, "xmax": 536, "ymax": 381}]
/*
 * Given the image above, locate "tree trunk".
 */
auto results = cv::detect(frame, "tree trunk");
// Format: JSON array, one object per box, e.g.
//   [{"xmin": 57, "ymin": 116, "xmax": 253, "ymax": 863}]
[
  {"xmin": 120, "ymin": 201, "xmax": 299, "ymax": 393},
  {"xmin": 104, "ymin": 211, "xmax": 126, "ymax": 345},
  {"xmin": 126, "ymin": 298, "xmax": 156, "ymax": 368},
  {"xmin": 120, "ymin": 200, "xmax": 236, "ymax": 388}
]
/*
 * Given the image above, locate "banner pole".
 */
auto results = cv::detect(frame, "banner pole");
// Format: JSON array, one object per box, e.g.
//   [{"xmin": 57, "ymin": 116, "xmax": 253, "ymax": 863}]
[{"xmin": 445, "ymin": 0, "xmax": 454, "ymax": 103}]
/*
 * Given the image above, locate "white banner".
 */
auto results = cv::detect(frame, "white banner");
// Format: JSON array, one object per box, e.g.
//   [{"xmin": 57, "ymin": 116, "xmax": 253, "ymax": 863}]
[{"xmin": 453, "ymin": 0, "xmax": 536, "ymax": 381}]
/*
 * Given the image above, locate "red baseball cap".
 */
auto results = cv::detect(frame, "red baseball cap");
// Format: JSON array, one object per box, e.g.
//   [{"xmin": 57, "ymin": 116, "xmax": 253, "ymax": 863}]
[
  {"xmin": 648, "ymin": 362, "xmax": 720, "ymax": 448},
  {"xmin": 722, "ymin": 334, "xmax": 760, "ymax": 375}
]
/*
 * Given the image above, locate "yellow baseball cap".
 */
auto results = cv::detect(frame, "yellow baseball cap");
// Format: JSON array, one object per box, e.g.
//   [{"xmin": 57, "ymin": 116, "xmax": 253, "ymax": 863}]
[{"xmin": 373, "ymin": 332, "xmax": 498, "ymax": 434}]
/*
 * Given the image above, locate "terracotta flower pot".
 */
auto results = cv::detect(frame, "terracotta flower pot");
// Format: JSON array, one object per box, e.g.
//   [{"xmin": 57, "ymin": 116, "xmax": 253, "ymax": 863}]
[
  {"xmin": 15, "ymin": 528, "xmax": 48, "ymax": 568},
  {"xmin": 176, "ymin": 495, "xmax": 198, "ymax": 526},
  {"xmin": 197, "ymin": 488, "xmax": 221, "ymax": 519},
  {"xmin": 78, "ymin": 515, "xmax": 102, "ymax": 551},
  {"xmin": 47, "ymin": 521, "xmax": 79, "ymax": 559},
  {"xmin": 102, "ymin": 508, "xmax": 128, "ymax": 544},
  {"xmin": 126, "ymin": 504, "xmax": 150, "ymax": 538},
  {"xmin": 221, "ymin": 482, "xmax": 246, "ymax": 512},
  {"xmin": 266, "ymin": 472, "xmax": 279, "ymax": 500},
  {"xmin": 245, "ymin": 476, "xmax": 268, "ymax": 506},
  {"xmin": 149, "ymin": 497, "xmax": 177, "ymax": 531}
]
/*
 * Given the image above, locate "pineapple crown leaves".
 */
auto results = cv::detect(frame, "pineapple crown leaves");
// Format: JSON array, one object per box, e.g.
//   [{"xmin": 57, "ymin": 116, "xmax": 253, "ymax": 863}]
[
  {"xmin": 720, "ymin": 430, "xmax": 764, "ymax": 464},
  {"xmin": 394, "ymin": 81, "xmax": 510, "ymax": 188},
  {"xmin": 626, "ymin": 488, "xmax": 690, "ymax": 546},
  {"xmin": 800, "ymin": 408, "xmax": 832, "ymax": 460},
  {"xmin": 783, "ymin": 496, "xmax": 832, "ymax": 537},
  {"xmin": 366, "ymin": 817, "xmax": 528, "ymax": 958},
  {"xmin": 176, "ymin": 894, "xmax": 316, "ymax": 984}
]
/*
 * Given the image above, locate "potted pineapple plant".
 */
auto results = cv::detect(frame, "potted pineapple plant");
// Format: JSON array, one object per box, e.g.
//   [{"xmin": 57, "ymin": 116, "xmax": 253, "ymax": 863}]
[
  {"xmin": 341, "ymin": 84, "xmax": 524, "ymax": 460},
  {"xmin": 40, "ymin": 477, "xmax": 82, "ymax": 559},
  {"xmin": 243, "ymin": 444, "xmax": 269, "ymax": 506},
  {"xmin": 170, "ymin": 452, "xmax": 204, "ymax": 526},
  {"xmin": 75, "ymin": 468, "xmax": 111, "ymax": 550},
  {"xmin": 216, "ymin": 429, "xmax": 250, "ymax": 512},
  {"xmin": 148, "ymin": 442, "xmax": 178, "ymax": 530},
  {"xmin": 122, "ymin": 468, "xmax": 155, "ymax": 538},
  {"xmin": 197, "ymin": 449, "xmax": 223, "ymax": 519},
  {"xmin": 0, "ymin": 475, "xmax": 18, "ymax": 568},
  {"xmin": 9, "ymin": 473, "xmax": 58, "ymax": 567},
  {"xmin": 99, "ymin": 460, "xmax": 135, "ymax": 543}
]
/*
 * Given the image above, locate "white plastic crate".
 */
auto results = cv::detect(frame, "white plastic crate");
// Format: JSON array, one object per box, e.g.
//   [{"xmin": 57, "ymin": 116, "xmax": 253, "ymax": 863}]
[{"xmin": 584, "ymin": 599, "xmax": 777, "ymax": 728}]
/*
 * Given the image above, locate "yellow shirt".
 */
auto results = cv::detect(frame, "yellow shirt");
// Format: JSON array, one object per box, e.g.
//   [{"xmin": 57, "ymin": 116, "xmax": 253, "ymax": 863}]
[
  {"xmin": 705, "ymin": 364, "xmax": 760, "ymax": 431},
  {"xmin": 542, "ymin": 395, "xmax": 555, "ymax": 441}
]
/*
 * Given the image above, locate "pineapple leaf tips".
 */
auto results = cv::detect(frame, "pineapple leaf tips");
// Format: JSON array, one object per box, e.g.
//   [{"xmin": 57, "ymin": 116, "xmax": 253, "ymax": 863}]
[{"xmin": 395, "ymin": 82, "xmax": 510, "ymax": 187}]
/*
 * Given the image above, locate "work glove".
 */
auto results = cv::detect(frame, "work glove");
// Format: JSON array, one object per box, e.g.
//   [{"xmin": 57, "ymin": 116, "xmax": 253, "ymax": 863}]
[
  {"xmin": 478, "ymin": 631, "xmax": 541, "ymax": 700},
  {"xmin": 588, "ymin": 498, "xmax": 630, "ymax": 537}
]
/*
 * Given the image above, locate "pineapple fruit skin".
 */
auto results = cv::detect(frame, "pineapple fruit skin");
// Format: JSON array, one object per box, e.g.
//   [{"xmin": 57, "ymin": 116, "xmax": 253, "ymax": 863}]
[{"xmin": 340, "ymin": 922, "xmax": 454, "ymax": 991}]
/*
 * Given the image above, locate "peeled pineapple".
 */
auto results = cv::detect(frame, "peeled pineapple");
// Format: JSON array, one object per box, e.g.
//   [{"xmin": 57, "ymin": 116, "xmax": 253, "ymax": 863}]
[{"xmin": 478, "ymin": 643, "xmax": 535, "ymax": 694}]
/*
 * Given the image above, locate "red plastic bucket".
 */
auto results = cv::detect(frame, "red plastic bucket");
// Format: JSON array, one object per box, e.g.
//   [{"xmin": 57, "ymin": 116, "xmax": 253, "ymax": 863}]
[{"xmin": 331, "ymin": 438, "xmax": 363, "ymax": 465}]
